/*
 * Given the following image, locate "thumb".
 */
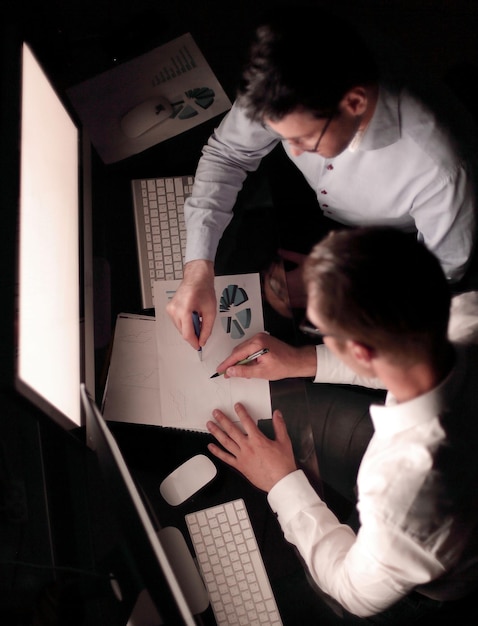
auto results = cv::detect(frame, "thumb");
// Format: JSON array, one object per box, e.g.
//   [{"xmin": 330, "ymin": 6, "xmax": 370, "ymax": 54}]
[{"xmin": 225, "ymin": 364, "xmax": 255, "ymax": 379}]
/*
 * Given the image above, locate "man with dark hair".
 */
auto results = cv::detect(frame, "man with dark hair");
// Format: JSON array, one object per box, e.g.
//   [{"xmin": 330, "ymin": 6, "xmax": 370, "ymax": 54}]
[
  {"xmin": 205, "ymin": 227, "xmax": 478, "ymax": 622},
  {"xmin": 167, "ymin": 7, "xmax": 477, "ymax": 350}
]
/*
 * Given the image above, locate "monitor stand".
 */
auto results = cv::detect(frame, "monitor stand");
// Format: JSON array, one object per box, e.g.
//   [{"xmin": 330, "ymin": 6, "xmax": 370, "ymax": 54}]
[{"xmin": 127, "ymin": 526, "xmax": 209, "ymax": 626}]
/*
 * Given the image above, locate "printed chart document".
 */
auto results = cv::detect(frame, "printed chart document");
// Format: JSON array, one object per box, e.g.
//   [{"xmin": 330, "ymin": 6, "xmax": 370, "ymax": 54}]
[
  {"xmin": 102, "ymin": 274, "xmax": 272, "ymax": 431},
  {"xmin": 154, "ymin": 273, "xmax": 272, "ymax": 432},
  {"xmin": 102, "ymin": 314, "xmax": 161, "ymax": 426},
  {"xmin": 67, "ymin": 33, "xmax": 232, "ymax": 163}
]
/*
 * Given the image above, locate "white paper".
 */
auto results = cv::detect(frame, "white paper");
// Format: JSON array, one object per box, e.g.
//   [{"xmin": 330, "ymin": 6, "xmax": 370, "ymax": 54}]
[
  {"xmin": 102, "ymin": 314, "xmax": 162, "ymax": 425},
  {"xmin": 67, "ymin": 33, "xmax": 232, "ymax": 163},
  {"xmin": 154, "ymin": 274, "xmax": 272, "ymax": 431}
]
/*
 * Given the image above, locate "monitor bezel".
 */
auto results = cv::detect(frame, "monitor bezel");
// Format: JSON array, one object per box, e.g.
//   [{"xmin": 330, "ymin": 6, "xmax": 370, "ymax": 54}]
[
  {"xmin": 80, "ymin": 384, "xmax": 200, "ymax": 626},
  {"xmin": 14, "ymin": 41, "xmax": 95, "ymax": 430}
]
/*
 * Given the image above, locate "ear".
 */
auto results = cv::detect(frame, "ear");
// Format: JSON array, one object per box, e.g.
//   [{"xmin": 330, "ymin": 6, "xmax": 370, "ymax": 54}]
[
  {"xmin": 347, "ymin": 339, "xmax": 375, "ymax": 365},
  {"xmin": 340, "ymin": 87, "xmax": 368, "ymax": 117}
]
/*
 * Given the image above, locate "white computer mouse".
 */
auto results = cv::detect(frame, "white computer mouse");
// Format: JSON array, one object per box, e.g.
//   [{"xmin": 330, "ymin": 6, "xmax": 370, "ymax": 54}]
[
  {"xmin": 120, "ymin": 95, "xmax": 173, "ymax": 138},
  {"xmin": 159, "ymin": 454, "xmax": 217, "ymax": 506}
]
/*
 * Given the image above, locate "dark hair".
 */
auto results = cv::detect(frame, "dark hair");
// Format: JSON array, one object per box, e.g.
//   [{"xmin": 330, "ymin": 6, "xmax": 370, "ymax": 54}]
[
  {"xmin": 237, "ymin": 7, "xmax": 379, "ymax": 122},
  {"xmin": 303, "ymin": 227, "xmax": 451, "ymax": 359}
]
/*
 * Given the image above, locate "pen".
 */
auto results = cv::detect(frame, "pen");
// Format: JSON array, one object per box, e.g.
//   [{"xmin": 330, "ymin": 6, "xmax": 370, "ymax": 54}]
[
  {"xmin": 210, "ymin": 348, "xmax": 269, "ymax": 378},
  {"xmin": 192, "ymin": 311, "xmax": 202, "ymax": 361}
]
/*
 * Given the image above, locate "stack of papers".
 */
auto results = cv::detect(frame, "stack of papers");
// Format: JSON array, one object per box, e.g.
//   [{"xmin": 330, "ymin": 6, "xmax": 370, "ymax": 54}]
[{"xmin": 102, "ymin": 273, "xmax": 272, "ymax": 431}]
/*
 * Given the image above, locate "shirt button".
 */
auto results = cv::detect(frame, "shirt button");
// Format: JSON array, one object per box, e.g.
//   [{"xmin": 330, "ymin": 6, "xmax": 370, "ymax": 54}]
[
  {"xmin": 322, "ymin": 204, "xmax": 329, "ymax": 208},
  {"xmin": 320, "ymin": 189, "xmax": 328, "ymax": 195},
  {"xmin": 326, "ymin": 164, "xmax": 334, "ymax": 170}
]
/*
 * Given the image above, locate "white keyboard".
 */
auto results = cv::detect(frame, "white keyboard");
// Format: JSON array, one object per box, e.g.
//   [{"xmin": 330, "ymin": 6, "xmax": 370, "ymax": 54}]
[
  {"xmin": 185, "ymin": 499, "xmax": 283, "ymax": 626},
  {"xmin": 132, "ymin": 176, "xmax": 193, "ymax": 309}
]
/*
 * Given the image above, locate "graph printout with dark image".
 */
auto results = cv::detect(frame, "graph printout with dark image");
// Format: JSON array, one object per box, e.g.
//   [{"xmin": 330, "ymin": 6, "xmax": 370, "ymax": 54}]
[{"xmin": 15, "ymin": 42, "xmax": 95, "ymax": 429}]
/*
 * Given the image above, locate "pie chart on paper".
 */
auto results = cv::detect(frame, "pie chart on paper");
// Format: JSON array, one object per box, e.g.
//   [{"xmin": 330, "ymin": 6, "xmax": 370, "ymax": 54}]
[{"xmin": 219, "ymin": 284, "xmax": 252, "ymax": 339}]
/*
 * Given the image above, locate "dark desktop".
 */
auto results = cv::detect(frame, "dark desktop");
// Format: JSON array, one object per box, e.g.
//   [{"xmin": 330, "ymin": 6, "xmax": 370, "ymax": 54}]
[{"xmin": 2, "ymin": 1, "xmax": 478, "ymax": 624}]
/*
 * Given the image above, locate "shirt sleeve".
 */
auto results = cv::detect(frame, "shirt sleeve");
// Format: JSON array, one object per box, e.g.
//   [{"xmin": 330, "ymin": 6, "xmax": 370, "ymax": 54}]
[
  {"xmin": 268, "ymin": 470, "xmax": 445, "ymax": 617},
  {"xmin": 411, "ymin": 162, "xmax": 476, "ymax": 282},
  {"xmin": 184, "ymin": 101, "xmax": 280, "ymax": 262},
  {"xmin": 448, "ymin": 291, "xmax": 478, "ymax": 344},
  {"xmin": 314, "ymin": 344, "xmax": 385, "ymax": 389}
]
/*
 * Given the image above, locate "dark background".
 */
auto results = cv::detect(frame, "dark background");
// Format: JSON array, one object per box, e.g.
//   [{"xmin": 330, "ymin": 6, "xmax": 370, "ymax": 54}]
[{"xmin": 2, "ymin": 1, "xmax": 478, "ymax": 624}]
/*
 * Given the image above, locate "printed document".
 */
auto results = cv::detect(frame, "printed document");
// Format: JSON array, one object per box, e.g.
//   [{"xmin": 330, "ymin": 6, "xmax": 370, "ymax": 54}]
[{"xmin": 103, "ymin": 274, "xmax": 272, "ymax": 431}]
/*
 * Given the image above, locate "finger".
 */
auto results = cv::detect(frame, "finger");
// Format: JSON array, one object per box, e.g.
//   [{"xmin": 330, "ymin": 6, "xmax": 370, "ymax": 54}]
[
  {"xmin": 166, "ymin": 301, "xmax": 182, "ymax": 332},
  {"xmin": 199, "ymin": 310, "xmax": 215, "ymax": 346},
  {"xmin": 224, "ymin": 364, "xmax": 254, "ymax": 379},
  {"xmin": 207, "ymin": 416, "xmax": 242, "ymax": 454},
  {"xmin": 234, "ymin": 403, "xmax": 261, "ymax": 436},
  {"xmin": 182, "ymin": 314, "xmax": 196, "ymax": 343},
  {"xmin": 207, "ymin": 441, "xmax": 238, "ymax": 467},
  {"xmin": 215, "ymin": 342, "xmax": 258, "ymax": 376},
  {"xmin": 271, "ymin": 409, "xmax": 290, "ymax": 443},
  {"xmin": 210, "ymin": 409, "xmax": 247, "ymax": 443}
]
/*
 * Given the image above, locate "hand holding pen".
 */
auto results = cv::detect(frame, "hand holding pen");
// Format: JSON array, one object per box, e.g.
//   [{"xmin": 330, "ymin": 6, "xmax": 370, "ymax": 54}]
[
  {"xmin": 210, "ymin": 348, "xmax": 269, "ymax": 378},
  {"xmin": 211, "ymin": 332, "xmax": 318, "ymax": 381}
]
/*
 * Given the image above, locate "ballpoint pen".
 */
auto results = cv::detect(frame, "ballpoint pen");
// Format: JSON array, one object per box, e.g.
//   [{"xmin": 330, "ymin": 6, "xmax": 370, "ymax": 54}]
[
  {"xmin": 210, "ymin": 348, "xmax": 269, "ymax": 378},
  {"xmin": 192, "ymin": 311, "xmax": 202, "ymax": 361}
]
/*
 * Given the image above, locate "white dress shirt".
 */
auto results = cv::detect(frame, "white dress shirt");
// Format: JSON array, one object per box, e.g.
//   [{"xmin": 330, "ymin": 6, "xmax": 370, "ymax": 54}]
[
  {"xmin": 268, "ymin": 293, "xmax": 478, "ymax": 617},
  {"xmin": 184, "ymin": 86, "xmax": 476, "ymax": 281}
]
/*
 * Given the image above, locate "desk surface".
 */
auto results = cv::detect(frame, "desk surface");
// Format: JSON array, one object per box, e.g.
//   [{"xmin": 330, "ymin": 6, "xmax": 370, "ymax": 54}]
[
  {"xmin": 87, "ymin": 141, "xmax": 330, "ymax": 624},
  {"xmin": 91, "ymin": 410, "xmax": 330, "ymax": 626}
]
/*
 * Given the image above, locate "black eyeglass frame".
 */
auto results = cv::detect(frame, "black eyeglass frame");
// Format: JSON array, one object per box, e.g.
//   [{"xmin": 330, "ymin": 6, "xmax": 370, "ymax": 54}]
[
  {"xmin": 301, "ymin": 111, "xmax": 335, "ymax": 153},
  {"xmin": 261, "ymin": 110, "xmax": 336, "ymax": 153},
  {"xmin": 299, "ymin": 318, "xmax": 337, "ymax": 339}
]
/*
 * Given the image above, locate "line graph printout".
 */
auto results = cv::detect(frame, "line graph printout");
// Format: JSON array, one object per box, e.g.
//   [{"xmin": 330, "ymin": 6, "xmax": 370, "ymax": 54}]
[
  {"xmin": 102, "ymin": 313, "xmax": 162, "ymax": 425},
  {"xmin": 154, "ymin": 273, "xmax": 272, "ymax": 431}
]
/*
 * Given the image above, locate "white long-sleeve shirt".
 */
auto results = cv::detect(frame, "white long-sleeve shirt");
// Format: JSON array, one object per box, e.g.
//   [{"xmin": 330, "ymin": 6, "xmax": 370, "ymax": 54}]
[
  {"xmin": 184, "ymin": 86, "xmax": 476, "ymax": 281},
  {"xmin": 267, "ymin": 292, "xmax": 478, "ymax": 617}
]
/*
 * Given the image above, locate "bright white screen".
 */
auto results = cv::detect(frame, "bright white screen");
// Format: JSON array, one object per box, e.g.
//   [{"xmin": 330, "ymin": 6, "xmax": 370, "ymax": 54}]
[{"xmin": 17, "ymin": 43, "xmax": 82, "ymax": 428}]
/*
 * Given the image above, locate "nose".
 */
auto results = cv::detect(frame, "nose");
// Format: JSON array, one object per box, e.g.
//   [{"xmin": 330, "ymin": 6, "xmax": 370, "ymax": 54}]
[{"xmin": 288, "ymin": 143, "xmax": 304, "ymax": 157}]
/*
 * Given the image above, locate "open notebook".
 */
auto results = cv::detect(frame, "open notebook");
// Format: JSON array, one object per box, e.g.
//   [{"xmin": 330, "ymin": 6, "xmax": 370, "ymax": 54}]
[{"xmin": 102, "ymin": 273, "xmax": 272, "ymax": 431}]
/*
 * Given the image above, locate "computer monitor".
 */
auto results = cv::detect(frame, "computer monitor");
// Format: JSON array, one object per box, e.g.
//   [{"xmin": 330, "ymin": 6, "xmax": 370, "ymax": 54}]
[
  {"xmin": 80, "ymin": 384, "xmax": 208, "ymax": 626},
  {"xmin": 14, "ymin": 42, "xmax": 95, "ymax": 430}
]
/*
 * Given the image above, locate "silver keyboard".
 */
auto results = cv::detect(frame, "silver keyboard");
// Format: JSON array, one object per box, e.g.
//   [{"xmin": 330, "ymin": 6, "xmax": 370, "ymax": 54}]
[
  {"xmin": 185, "ymin": 499, "xmax": 283, "ymax": 626},
  {"xmin": 132, "ymin": 176, "xmax": 193, "ymax": 309}
]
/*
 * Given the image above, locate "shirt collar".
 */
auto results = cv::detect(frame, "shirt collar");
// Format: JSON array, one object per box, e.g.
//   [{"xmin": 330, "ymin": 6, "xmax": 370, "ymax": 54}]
[
  {"xmin": 369, "ymin": 344, "xmax": 466, "ymax": 439},
  {"xmin": 351, "ymin": 85, "xmax": 401, "ymax": 152}
]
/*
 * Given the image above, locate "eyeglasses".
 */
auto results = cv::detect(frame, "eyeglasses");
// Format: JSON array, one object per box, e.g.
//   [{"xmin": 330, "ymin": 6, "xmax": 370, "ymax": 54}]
[
  {"xmin": 262, "ymin": 111, "xmax": 335, "ymax": 153},
  {"xmin": 288, "ymin": 111, "xmax": 335, "ymax": 153},
  {"xmin": 299, "ymin": 318, "xmax": 336, "ymax": 339}
]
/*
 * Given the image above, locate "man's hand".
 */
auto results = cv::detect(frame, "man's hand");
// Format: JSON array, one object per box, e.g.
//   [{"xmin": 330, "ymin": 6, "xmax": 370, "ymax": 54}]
[
  {"xmin": 207, "ymin": 403, "xmax": 297, "ymax": 493},
  {"xmin": 166, "ymin": 259, "xmax": 216, "ymax": 349},
  {"xmin": 213, "ymin": 332, "xmax": 318, "ymax": 380}
]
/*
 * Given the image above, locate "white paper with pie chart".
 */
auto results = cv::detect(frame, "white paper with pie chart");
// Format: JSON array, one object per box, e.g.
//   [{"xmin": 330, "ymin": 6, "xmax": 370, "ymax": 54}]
[{"xmin": 153, "ymin": 273, "xmax": 271, "ymax": 431}]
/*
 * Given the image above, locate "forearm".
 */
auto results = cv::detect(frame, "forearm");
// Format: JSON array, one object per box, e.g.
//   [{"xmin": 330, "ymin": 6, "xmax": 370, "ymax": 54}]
[
  {"xmin": 184, "ymin": 102, "xmax": 279, "ymax": 262},
  {"xmin": 412, "ymin": 164, "xmax": 476, "ymax": 282},
  {"xmin": 268, "ymin": 471, "xmax": 443, "ymax": 617},
  {"xmin": 215, "ymin": 335, "xmax": 317, "ymax": 381}
]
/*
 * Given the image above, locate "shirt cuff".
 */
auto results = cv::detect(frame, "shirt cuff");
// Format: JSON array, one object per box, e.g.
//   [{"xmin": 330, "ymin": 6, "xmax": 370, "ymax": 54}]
[
  {"xmin": 268, "ymin": 469, "xmax": 323, "ymax": 526},
  {"xmin": 314, "ymin": 344, "xmax": 352, "ymax": 383},
  {"xmin": 314, "ymin": 344, "xmax": 385, "ymax": 389}
]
